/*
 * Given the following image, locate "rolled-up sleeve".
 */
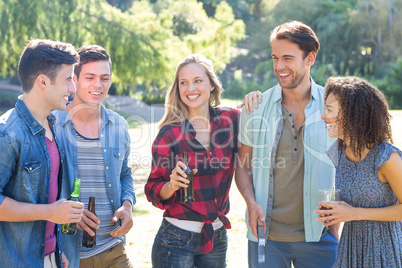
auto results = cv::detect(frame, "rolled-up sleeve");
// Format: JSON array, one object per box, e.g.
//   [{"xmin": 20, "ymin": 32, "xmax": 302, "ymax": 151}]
[
  {"xmin": 238, "ymin": 107, "xmax": 254, "ymax": 147},
  {"xmin": 144, "ymin": 131, "xmax": 176, "ymax": 210}
]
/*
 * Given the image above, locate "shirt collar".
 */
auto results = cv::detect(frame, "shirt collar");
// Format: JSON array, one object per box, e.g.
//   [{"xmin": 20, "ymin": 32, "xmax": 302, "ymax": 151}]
[
  {"xmin": 272, "ymin": 84, "xmax": 283, "ymax": 103},
  {"xmin": 310, "ymin": 77, "xmax": 319, "ymax": 101},
  {"xmin": 210, "ymin": 106, "xmax": 220, "ymax": 125},
  {"xmin": 62, "ymin": 103, "xmax": 112, "ymax": 126},
  {"xmin": 274, "ymin": 76, "xmax": 319, "ymax": 103},
  {"xmin": 15, "ymin": 97, "xmax": 44, "ymax": 135},
  {"xmin": 182, "ymin": 106, "xmax": 219, "ymax": 136}
]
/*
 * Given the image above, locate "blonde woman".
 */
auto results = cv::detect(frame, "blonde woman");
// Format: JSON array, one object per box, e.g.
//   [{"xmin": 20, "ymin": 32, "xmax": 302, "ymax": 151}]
[{"xmin": 145, "ymin": 54, "xmax": 242, "ymax": 267}]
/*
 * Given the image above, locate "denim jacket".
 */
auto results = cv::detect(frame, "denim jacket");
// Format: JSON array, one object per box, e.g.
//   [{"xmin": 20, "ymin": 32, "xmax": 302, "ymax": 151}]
[
  {"xmin": 53, "ymin": 105, "xmax": 135, "ymax": 268},
  {"xmin": 0, "ymin": 99, "xmax": 64, "ymax": 268}
]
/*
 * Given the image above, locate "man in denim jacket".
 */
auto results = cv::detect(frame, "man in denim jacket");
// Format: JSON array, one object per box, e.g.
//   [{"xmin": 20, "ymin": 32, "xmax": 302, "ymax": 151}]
[
  {"xmin": 53, "ymin": 45, "xmax": 135, "ymax": 268},
  {"xmin": 0, "ymin": 39, "xmax": 84, "ymax": 267}
]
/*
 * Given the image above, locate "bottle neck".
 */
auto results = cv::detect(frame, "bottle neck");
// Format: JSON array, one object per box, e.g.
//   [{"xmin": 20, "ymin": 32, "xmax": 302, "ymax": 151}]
[
  {"xmin": 183, "ymin": 152, "xmax": 189, "ymax": 166},
  {"xmin": 88, "ymin": 197, "xmax": 95, "ymax": 212},
  {"xmin": 71, "ymin": 179, "xmax": 81, "ymax": 197}
]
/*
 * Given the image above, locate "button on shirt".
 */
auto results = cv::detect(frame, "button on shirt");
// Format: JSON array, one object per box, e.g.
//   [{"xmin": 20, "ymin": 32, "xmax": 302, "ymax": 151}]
[
  {"xmin": 239, "ymin": 78, "xmax": 336, "ymax": 243},
  {"xmin": 269, "ymin": 105, "xmax": 305, "ymax": 242},
  {"xmin": 145, "ymin": 107, "xmax": 240, "ymax": 254}
]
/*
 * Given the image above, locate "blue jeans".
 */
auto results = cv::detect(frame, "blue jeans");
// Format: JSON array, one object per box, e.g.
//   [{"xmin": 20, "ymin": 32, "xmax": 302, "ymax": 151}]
[
  {"xmin": 248, "ymin": 231, "xmax": 338, "ymax": 268},
  {"xmin": 152, "ymin": 218, "xmax": 228, "ymax": 268}
]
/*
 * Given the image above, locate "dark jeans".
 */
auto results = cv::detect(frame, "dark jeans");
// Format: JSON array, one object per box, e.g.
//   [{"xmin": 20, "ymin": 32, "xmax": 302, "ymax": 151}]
[
  {"xmin": 152, "ymin": 218, "xmax": 228, "ymax": 268},
  {"xmin": 248, "ymin": 231, "xmax": 339, "ymax": 268}
]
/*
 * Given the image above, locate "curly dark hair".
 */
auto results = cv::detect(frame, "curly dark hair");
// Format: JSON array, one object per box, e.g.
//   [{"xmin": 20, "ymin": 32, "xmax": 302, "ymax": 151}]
[{"xmin": 324, "ymin": 76, "xmax": 393, "ymax": 158}]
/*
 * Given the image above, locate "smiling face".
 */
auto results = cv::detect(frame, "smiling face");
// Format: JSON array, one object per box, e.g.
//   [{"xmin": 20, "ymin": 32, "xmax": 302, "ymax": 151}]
[
  {"xmin": 46, "ymin": 64, "xmax": 76, "ymax": 110},
  {"xmin": 178, "ymin": 63, "xmax": 214, "ymax": 116},
  {"xmin": 321, "ymin": 92, "xmax": 343, "ymax": 139},
  {"xmin": 73, "ymin": 60, "xmax": 111, "ymax": 106},
  {"xmin": 271, "ymin": 38, "xmax": 314, "ymax": 90}
]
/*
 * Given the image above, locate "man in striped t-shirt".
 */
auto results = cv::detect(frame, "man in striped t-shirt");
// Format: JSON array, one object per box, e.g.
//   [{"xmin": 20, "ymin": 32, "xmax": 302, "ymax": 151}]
[{"xmin": 53, "ymin": 45, "xmax": 136, "ymax": 268}]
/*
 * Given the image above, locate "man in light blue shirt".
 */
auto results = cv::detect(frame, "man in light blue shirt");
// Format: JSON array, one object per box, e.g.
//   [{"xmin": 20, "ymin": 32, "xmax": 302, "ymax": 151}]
[
  {"xmin": 235, "ymin": 21, "xmax": 338, "ymax": 267},
  {"xmin": 53, "ymin": 45, "xmax": 135, "ymax": 268}
]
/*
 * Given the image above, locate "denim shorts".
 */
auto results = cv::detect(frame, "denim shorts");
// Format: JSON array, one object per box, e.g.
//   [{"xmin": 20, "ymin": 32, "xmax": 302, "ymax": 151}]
[{"xmin": 151, "ymin": 218, "xmax": 228, "ymax": 268}]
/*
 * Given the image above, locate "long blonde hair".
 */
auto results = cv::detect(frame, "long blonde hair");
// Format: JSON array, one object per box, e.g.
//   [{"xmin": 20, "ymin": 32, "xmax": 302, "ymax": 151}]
[{"xmin": 159, "ymin": 54, "xmax": 222, "ymax": 129}]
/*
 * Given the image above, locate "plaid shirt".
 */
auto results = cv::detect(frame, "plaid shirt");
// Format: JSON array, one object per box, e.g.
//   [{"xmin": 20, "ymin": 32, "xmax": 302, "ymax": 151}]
[{"xmin": 145, "ymin": 107, "xmax": 240, "ymax": 254}]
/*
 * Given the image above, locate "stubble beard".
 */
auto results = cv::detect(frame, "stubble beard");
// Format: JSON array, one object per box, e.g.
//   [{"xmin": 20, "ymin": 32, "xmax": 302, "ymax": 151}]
[{"xmin": 277, "ymin": 71, "xmax": 306, "ymax": 90}]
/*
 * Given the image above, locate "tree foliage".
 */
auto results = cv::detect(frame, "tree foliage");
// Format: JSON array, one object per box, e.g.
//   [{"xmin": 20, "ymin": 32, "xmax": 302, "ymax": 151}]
[
  {"xmin": 218, "ymin": 0, "xmax": 402, "ymax": 107},
  {"xmin": 0, "ymin": 0, "xmax": 401, "ymax": 107},
  {"xmin": 0, "ymin": 0, "xmax": 245, "ymax": 95}
]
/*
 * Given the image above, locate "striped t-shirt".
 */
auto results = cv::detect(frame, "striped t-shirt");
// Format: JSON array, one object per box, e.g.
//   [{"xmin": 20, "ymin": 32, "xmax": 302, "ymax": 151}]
[{"xmin": 76, "ymin": 132, "xmax": 123, "ymax": 259}]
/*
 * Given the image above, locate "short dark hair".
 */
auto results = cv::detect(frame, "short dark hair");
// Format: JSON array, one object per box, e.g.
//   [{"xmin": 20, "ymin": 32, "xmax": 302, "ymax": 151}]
[
  {"xmin": 18, "ymin": 39, "xmax": 79, "ymax": 93},
  {"xmin": 270, "ymin": 21, "xmax": 320, "ymax": 58},
  {"xmin": 74, "ymin": 45, "xmax": 112, "ymax": 79},
  {"xmin": 324, "ymin": 76, "xmax": 393, "ymax": 158}
]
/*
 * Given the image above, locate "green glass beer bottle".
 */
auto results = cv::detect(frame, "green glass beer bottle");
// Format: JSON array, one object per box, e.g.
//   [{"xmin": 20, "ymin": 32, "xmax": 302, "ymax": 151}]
[
  {"xmin": 82, "ymin": 196, "xmax": 97, "ymax": 248},
  {"xmin": 61, "ymin": 178, "xmax": 81, "ymax": 235}
]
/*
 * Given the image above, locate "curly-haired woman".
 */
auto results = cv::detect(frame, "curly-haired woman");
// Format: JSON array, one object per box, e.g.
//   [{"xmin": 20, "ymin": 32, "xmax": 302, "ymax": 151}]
[{"xmin": 315, "ymin": 76, "xmax": 402, "ymax": 267}]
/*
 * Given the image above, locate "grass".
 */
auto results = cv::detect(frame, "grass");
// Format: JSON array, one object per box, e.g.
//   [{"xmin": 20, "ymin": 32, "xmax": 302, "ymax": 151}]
[
  {"xmin": 132, "ymin": 208, "xmax": 150, "ymax": 216},
  {"xmin": 117, "ymin": 111, "xmax": 143, "ymax": 128}
]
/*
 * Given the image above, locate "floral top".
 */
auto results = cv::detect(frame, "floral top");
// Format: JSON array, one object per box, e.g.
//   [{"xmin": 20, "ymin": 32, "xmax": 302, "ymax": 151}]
[{"xmin": 328, "ymin": 141, "xmax": 402, "ymax": 267}]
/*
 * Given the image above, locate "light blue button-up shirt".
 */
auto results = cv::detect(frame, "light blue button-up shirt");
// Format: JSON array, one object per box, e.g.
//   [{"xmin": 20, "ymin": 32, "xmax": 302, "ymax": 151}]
[
  {"xmin": 53, "ymin": 105, "xmax": 135, "ymax": 268},
  {"xmin": 239, "ymin": 78, "xmax": 336, "ymax": 242}
]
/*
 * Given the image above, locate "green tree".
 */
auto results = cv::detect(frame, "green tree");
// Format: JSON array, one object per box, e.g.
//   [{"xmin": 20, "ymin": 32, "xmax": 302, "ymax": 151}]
[
  {"xmin": 0, "ymin": 0, "xmax": 245, "ymax": 97},
  {"xmin": 0, "ymin": 0, "xmax": 79, "ymax": 76}
]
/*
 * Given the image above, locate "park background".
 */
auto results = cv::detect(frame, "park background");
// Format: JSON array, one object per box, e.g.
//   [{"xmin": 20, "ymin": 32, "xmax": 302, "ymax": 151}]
[{"xmin": 0, "ymin": 0, "xmax": 401, "ymax": 267}]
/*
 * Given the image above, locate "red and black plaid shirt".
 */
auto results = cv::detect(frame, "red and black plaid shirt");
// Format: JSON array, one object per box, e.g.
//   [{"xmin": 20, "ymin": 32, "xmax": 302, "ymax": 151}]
[{"xmin": 145, "ymin": 107, "xmax": 240, "ymax": 254}]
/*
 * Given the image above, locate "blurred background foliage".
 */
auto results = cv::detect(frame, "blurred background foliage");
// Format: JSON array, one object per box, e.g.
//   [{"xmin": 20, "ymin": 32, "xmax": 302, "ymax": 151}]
[{"xmin": 0, "ymin": 0, "xmax": 401, "ymax": 108}]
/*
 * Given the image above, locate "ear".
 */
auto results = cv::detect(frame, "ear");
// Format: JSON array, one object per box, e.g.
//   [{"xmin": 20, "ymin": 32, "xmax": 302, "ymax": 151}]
[
  {"xmin": 210, "ymin": 86, "xmax": 215, "ymax": 92},
  {"xmin": 306, "ymin": 52, "xmax": 316, "ymax": 67},
  {"xmin": 73, "ymin": 73, "xmax": 78, "ymax": 84},
  {"xmin": 36, "ymin": 74, "xmax": 50, "ymax": 90}
]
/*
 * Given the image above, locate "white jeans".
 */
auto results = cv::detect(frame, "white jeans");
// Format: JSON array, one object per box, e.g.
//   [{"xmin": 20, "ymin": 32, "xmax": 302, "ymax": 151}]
[{"xmin": 44, "ymin": 252, "xmax": 57, "ymax": 268}]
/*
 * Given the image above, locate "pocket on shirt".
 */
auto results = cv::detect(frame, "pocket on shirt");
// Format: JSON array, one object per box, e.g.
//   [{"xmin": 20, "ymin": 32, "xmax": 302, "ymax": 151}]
[
  {"xmin": 113, "ymin": 148, "xmax": 125, "ymax": 160},
  {"xmin": 21, "ymin": 161, "xmax": 41, "ymax": 193}
]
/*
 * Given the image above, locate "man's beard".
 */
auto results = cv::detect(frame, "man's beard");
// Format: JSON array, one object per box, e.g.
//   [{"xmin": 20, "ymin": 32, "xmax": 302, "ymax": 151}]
[{"xmin": 277, "ymin": 71, "xmax": 306, "ymax": 90}]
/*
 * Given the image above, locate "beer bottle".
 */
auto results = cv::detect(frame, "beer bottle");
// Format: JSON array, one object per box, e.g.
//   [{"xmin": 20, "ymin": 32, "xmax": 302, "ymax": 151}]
[
  {"xmin": 61, "ymin": 178, "xmax": 81, "ymax": 235},
  {"xmin": 180, "ymin": 152, "xmax": 195, "ymax": 203},
  {"xmin": 82, "ymin": 196, "xmax": 96, "ymax": 248}
]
